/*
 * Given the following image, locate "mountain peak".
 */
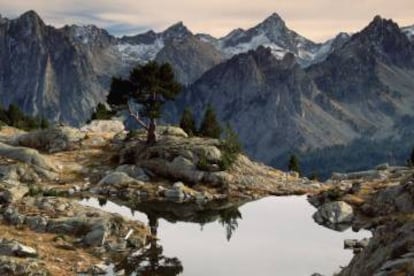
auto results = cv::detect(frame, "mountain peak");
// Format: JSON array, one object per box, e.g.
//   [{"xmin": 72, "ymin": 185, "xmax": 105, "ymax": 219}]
[
  {"xmin": 253, "ymin": 12, "xmax": 289, "ymax": 41},
  {"xmin": 17, "ymin": 10, "xmax": 45, "ymax": 26},
  {"xmin": 163, "ymin": 21, "xmax": 192, "ymax": 40},
  {"xmin": 259, "ymin": 12, "xmax": 286, "ymax": 28},
  {"xmin": 164, "ymin": 21, "xmax": 188, "ymax": 32},
  {"xmin": 372, "ymin": 15, "xmax": 383, "ymax": 23},
  {"xmin": 350, "ymin": 15, "xmax": 403, "ymax": 46},
  {"xmin": 20, "ymin": 10, "xmax": 42, "ymax": 21},
  {"xmin": 267, "ymin": 12, "xmax": 283, "ymax": 22},
  {"xmin": 365, "ymin": 15, "xmax": 400, "ymax": 33}
]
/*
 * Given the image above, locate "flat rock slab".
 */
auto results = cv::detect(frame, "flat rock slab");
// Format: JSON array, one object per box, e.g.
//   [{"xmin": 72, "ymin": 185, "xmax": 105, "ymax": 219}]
[
  {"xmin": 0, "ymin": 142, "xmax": 57, "ymax": 172},
  {"xmin": 0, "ymin": 239, "xmax": 38, "ymax": 258}
]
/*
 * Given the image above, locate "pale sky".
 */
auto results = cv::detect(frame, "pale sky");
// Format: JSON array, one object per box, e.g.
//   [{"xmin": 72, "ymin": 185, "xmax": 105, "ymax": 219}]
[{"xmin": 0, "ymin": 0, "xmax": 413, "ymax": 42}]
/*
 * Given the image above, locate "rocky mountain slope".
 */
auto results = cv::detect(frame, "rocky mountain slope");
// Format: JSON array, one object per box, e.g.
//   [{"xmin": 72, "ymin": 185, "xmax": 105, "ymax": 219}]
[
  {"xmin": 155, "ymin": 35, "xmax": 224, "ymax": 85},
  {"xmin": 0, "ymin": 11, "xmax": 224, "ymax": 124},
  {"xmin": 1, "ymin": 10, "xmax": 414, "ymax": 176},
  {"xmin": 0, "ymin": 11, "xmax": 121, "ymax": 125},
  {"xmin": 0, "ymin": 10, "xmax": 357, "ymax": 127},
  {"xmin": 172, "ymin": 47, "xmax": 359, "ymax": 163},
  {"xmin": 172, "ymin": 16, "xmax": 414, "ymax": 175},
  {"xmin": 308, "ymin": 16, "xmax": 414, "ymax": 132}
]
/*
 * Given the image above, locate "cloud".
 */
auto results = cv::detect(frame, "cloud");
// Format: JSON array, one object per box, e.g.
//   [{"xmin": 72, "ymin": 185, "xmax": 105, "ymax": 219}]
[{"xmin": 0, "ymin": 0, "xmax": 413, "ymax": 41}]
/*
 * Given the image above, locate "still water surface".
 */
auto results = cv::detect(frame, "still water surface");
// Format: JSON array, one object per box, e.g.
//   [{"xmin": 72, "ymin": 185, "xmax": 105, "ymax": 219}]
[{"xmin": 80, "ymin": 196, "xmax": 369, "ymax": 276}]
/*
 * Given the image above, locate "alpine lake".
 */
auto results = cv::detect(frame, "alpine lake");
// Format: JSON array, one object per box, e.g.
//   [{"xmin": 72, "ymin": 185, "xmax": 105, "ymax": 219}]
[{"xmin": 80, "ymin": 195, "xmax": 369, "ymax": 276}]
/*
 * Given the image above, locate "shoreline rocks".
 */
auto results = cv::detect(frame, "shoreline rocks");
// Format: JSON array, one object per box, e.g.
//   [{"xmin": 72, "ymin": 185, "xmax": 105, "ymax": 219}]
[
  {"xmin": 311, "ymin": 165, "xmax": 414, "ymax": 275},
  {"xmin": 312, "ymin": 201, "xmax": 354, "ymax": 230},
  {"xmin": 0, "ymin": 123, "xmax": 323, "ymax": 274}
]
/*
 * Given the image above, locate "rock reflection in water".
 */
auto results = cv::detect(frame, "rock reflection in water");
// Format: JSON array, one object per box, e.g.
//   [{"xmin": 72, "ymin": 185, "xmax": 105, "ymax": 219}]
[{"xmin": 114, "ymin": 214, "xmax": 183, "ymax": 275}]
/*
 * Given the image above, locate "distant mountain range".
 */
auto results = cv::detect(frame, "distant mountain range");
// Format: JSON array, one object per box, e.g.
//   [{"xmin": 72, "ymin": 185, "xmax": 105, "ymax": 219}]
[{"xmin": 1, "ymin": 10, "xmax": 414, "ymax": 176}]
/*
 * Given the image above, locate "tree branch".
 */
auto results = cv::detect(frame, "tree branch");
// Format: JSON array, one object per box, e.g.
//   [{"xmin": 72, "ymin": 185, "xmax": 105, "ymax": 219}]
[{"xmin": 128, "ymin": 102, "xmax": 149, "ymax": 130}]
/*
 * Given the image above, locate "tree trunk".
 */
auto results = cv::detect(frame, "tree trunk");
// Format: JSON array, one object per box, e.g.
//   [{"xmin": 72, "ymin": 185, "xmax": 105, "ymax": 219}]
[{"xmin": 147, "ymin": 118, "xmax": 157, "ymax": 145}]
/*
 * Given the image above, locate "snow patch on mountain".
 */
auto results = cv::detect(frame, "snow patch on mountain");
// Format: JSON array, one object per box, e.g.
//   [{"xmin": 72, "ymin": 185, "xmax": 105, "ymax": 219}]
[
  {"xmin": 115, "ymin": 39, "xmax": 164, "ymax": 63},
  {"xmin": 219, "ymin": 33, "xmax": 288, "ymax": 59},
  {"xmin": 402, "ymin": 25, "xmax": 414, "ymax": 41}
]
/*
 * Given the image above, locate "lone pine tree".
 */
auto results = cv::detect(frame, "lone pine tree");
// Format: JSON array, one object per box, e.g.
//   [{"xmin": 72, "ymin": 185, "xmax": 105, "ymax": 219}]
[{"xmin": 107, "ymin": 62, "xmax": 181, "ymax": 144}]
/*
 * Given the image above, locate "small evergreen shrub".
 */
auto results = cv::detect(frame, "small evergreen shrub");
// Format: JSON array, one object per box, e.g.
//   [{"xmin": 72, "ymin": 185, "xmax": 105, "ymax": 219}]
[
  {"xmin": 0, "ymin": 104, "xmax": 49, "ymax": 131},
  {"xmin": 179, "ymin": 107, "xmax": 197, "ymax": 136},
  {"xmin": 196, "ymin": 153, "xmax": 210, "ymax": 171},
  {"xmin": 126, "ymin": 129, "xmax": 139, "ymax": 141},
  {"xmin": 199, "ymin": 105, "xmax": 221, "ymax": 139},
  {"xmin": 408, "ymin": 147, "xmax": 414, "ymax": 167},
  {"xmin": 90, "ymin": 103, "xmax": 115, "ymax": 121},
  {"xmin": 288, "ymin": 154, "xmax": 301, "ymax": 176},
  {"xmin": 218, "ymin": 125, "xmax": 242, "ymax": 170}
]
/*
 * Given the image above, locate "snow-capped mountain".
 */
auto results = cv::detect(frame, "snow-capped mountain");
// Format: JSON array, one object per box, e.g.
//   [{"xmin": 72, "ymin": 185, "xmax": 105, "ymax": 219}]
[
  {"xmin": 197, "ymin": 13, "xmax": 339, "ymax": 67},
  {"xmin": 116, "ymin": 22, "xmax": 192, "ymax": 64}
]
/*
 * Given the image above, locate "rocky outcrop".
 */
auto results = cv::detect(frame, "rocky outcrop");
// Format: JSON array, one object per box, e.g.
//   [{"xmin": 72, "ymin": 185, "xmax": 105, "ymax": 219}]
[
  {"xmin": 339, "ymin": 221, "xmax": 414, "ymax": 275},
  {"xmin": 0, "ymin": 195, "xmax": 150, "ymax": 275},
  {"xmin": 1, "ymin": 196, "xmax": 149, "ymax": 249},
  {"xmin": 156, "ymin": 125, "xmax": 189, "ymax": 138},
  {"xmin": 311, "ymin": 166, "xmax": 414, "ymax": 275},
  {"xmin": 0, "ymin": 239, "xmax": 38, "ymax": 258},
  {"xmin": 0, "ymin": 142, "xmax": 57, "ymax": 173},
  {"xmin": 80, "ymin": 120, "xmax": 125, "ymax": 133},
  {"xmin": 120, "ymin": 131, "xmax": 225, "ymax": 185},
  {"xmin": 344, "ymin": 238, "xmax": 370, "ymax": 253},
  {"xmin": 112, "ymin": 126, "xmax": 316, "ymax": 200},
  {"xmin": 0, "ymin": 185, "xmax": 28, "ymax": 204},
  {"xmin": 313, "ymin": 201, "xmax": 354, "ymax": 230},
  {"xmin": 115, "ymin": 165, "xmax": 150, "ymax": 182},
  {"xmin": 12, "ymin": 126, "xmax": 86, "ymax": 153},
  {"xmin": 98, "ymin": 171, "xmax": 143, "ymax": 187},
  {"xmin": 331, "ymin": 170, "xmax": 385, "ymax": 181},
  {"xmin": 0, "ymin": 256, "xmax": 48, "ymax": 275},
  {"xmin": 360, "ymin": 176, "xmax": 414, "ymax": 216}
]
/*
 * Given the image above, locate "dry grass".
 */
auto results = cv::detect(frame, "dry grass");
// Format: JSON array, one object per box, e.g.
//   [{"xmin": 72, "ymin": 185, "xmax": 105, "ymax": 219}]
[{"xmin": 0, "ymin": 223, "xmax": 101, "ymax": 275}]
